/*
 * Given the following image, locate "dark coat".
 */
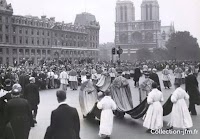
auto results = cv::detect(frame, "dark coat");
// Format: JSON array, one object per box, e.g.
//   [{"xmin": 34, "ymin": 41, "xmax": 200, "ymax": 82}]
[
  {"xmin": 133, "ymin": 68, "xmax": 141, "ymax": 82},
  {"xmin": 24, "ymin": 83, "xmax": 40, "ymax": 109},
  {"xmin": 19, "ymin": 74, "xmax": 30, "ymax": 94},
  {"xmin": 44, "ymin": 104, "xmax": 80, "ymax": 139},
  {"xmin": 185, "ymin": 74, "xmax": 200, "ymax": 104},
  {"xmin": 4, "ymin": 97, "xmax": 33, "ymax": 139},
  {"xmin": 149, "ymin": 73, "xmax": 161, "ymax": 91}
]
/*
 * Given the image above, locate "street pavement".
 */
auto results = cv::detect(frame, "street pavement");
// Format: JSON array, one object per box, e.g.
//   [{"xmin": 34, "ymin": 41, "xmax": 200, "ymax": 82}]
[{"xmin": 29, "ymin": 72, "xmax": 200, "ymax": 139}]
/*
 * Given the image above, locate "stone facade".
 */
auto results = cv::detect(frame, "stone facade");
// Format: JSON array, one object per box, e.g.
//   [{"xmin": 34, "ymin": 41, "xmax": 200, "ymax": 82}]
[
  {"xmin": 0, "ymin": 0, "xmax": 100, "ymax": 65},
  {"xmin": 115, "ymin": 0, "xmax": 174, "ymax": 61}
]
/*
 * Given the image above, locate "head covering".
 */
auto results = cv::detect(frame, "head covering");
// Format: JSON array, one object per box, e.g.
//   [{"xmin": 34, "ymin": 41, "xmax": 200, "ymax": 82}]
[
  {"xmin": 5, "ymin": 79, "xmax": 11, "ymax": 85},
  {"xmin": 29, "ymin": 77, "xmax": 35, "ymax": 83},
  {"xmin": 152, "ymin": 68, "xmax": 157, "ymax": 72},
  {"xmin": 12, "ymin": 84, "xmax": 22, "ymax": 95}
]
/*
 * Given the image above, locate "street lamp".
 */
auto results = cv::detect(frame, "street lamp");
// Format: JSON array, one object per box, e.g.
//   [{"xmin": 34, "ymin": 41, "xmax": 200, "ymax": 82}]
[{"xmin": 117, "ymin": 46, "xmax": 123, "ymax": 65}]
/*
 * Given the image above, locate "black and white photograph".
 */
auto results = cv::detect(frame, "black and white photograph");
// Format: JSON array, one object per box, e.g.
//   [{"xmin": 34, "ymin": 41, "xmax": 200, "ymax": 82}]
[{"xmin": 0, "ymin": 0, "xmax": 200, "ymax": 139}]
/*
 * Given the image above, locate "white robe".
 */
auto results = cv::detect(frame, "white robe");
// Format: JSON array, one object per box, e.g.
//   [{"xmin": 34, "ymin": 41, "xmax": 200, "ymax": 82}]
[
  {"xmin": 59, "ymin": 71, "xmax": 69, "ymax": 85},
  {"xmin": 169, "ymin": 87, "xmax": 193, "ymax": 128},
  {"xmin": 143, "ymin": 89, "xmax": 164, "ymax": 130},
  {"xmin": 97, "ymin": 96, "xmax": 117, "ymax": 136}
]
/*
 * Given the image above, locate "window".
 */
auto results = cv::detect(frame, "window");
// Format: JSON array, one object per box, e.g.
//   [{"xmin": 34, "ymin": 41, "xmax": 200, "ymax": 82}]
[
  {"xmin": 25, "ymin": 29, "xmax": 28, "ymax": 35},
  {"xmin": 0, "ymin": 48, "xmax": 2, "ymax": 53},
  {"xmin": 31, "ymin": 37, "xmax": 34, "ymax": 45},
  {"xmin": 0, "ymin": 35, "xmax": 2, "ymax": 42},
  {"xmin": 42, "ymin": 30, "xmax": 44, "ymax": 36},
  {"xmin": 31, "ymin": 29, "xmax": 34, "ymax": 35},
  {"xmin": 6, "ymin": 25, "xmax": 9, "ymax": 32},
  {"xmin": 19, "ymin": 28, "xmax": 22, "ymax": 34},
  {"xmin": 19, "ymin": 36, "xmax": 22, "ymax": 44},
  {"xmin": 13, "ymin": 36, "xmax": 16, "ymax": 44},
  {"xmin": 37, "ymin": 38, "xmax": 39, "ymax": 45},
  {"xmin": 37, "ymin": 30, "xmax": 39, "ymax": 35},
  {"xmin": 13, "ymin": 49, "xmax": 17, "ymax": 54},
  {"xmin": 42, "ymin": 38, "xmax": 45, "ymax": 45},
  {"xmin": 48, "ymin": 39, "xmax": 50, "ymax": 45},
  {"xmin": 13, "ymin": 26, "xmax": 16, "ymax": 33},
  {"xmin": 6, "ymin": 35, "xmax": 9, "ymax": 43},
  {"xmin": 25, "ymin": 37, "xmax": 28, "ymax": 44},
  {"xmin": 0, "ymin": 16, "xmax": 2, "ymax": 23},
  {"xmin": 0, "ymin": 25, "xmax": 2, "ymax": 32},
  {"xmin": 47, "ymin": 31, "xmax": 50, "ymax": 36}
]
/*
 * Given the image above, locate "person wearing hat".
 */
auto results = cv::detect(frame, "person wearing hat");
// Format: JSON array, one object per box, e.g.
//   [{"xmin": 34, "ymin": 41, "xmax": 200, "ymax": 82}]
[
  {"xmin": 110, "ymin": 67, "xmax": 133, "ymax": 117},
  {"xmin": 139, "ymin": 73, "xmax": 154, "ymax": 103},
  {"xmin": 24, "ymin": 77, "xmax": 40, "ymax": 124},
  {"xmin": 4, "ymin": 84, "xmax": 33, "ymax": 139}
]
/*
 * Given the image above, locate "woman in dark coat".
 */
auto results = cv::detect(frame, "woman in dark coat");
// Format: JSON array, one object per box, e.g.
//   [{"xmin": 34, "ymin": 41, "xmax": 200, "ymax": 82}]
[
  {"xmin": 133, "ymin": 67, "xmax": 142, "ymax": 87},
  {"xmin": 185, "ymin": 68, "xmax": 199, "ymax": 115}
]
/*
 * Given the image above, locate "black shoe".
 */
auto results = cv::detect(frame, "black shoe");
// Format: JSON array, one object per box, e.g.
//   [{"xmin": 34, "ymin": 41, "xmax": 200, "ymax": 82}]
[
  {"xmin": 146, "ymin": 129, "xmax": 151, "ymax": 133},
  {"xmin": 167, "ymin": 127, "xmax": 173, "ymax": 130},
  {"xmin": 191, "ymin": 113, "xmax": 197, "ymax": 115}
]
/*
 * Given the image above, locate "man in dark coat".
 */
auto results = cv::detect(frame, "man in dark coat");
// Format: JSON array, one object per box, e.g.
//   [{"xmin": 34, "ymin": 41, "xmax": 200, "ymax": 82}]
[
  {"xmin": 149, "ymin": 68, "xmax": 161, "ymax": 91},
  {"xmin": 4, "ymin": 84, "xmax": 33, "ymax": 139},
  {"xmin": 44, "ymin": 90, "xmax": 80, "ymax": 139},
  {"xmin": 185, "ymin": 68, "xmax": 199, "ymax": 115},
  {"xmin": 133, "ymin": 67, "xmax": 142, "ymax": 87},
  {"xmin": 24, "ymin": 77, "xmax": 40, "ymax": 124},
  {"xmin": 19, "ymin": 70, "xmax": 30, "ymax": 94}
]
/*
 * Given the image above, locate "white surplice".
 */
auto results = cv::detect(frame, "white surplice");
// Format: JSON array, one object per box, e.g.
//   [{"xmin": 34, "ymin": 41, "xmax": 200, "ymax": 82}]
[
  {"xmin": 169, "ymin": 87, "xmax": 193, "ymax": 128},
  {"xmin": 97, "ymin": 96, "xmax": 117, "ymax": 136},
  {"xmin": 143, "ymin": 88, "xmax": 164, "ymax": 130}
]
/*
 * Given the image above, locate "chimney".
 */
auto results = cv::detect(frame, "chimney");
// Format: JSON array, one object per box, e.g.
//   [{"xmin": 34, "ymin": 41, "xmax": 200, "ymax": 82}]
[
  {"xmin": 41, "ymin": 15, "xmax": 47, "ymax": 19},
  {"xmin": 50, "ymin": 17, "xmax": 55, "ymax": 22}
]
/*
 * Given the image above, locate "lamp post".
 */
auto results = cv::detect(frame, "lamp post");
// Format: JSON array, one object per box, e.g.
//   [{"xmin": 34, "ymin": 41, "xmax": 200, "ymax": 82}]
[{"xmin": 117, "ymin": 46, "xmax": 123, "ymax": 65}]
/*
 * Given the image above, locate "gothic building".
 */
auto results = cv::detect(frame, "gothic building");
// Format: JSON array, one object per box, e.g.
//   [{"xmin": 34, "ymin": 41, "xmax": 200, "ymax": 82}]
[
  {"xmin": 115, "ymin": 0, "xmax": 174, "ymax": 61},
  {"xmin": 0, "ymin": 0, "xmax": 100, "ymax": 65}
]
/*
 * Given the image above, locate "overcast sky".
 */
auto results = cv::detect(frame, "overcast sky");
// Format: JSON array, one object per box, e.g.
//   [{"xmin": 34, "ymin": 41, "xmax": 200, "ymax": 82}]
[{"xmin": 7, "ymin": 0, "xmax": 200, "ymax": 45}]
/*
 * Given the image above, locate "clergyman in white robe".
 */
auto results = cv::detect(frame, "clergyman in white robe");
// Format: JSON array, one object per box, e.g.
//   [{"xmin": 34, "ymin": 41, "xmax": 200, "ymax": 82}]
[
  {"xmin": 97, "ymin": 95, "xmax": 117, "ymax": 138},
  {"xmin": 143, "ymin": 84, "xmax": 164, "ymax": 130},
  {"xmin": 169, "ymin": 85, "xmax": 193, "ymax": 129}
]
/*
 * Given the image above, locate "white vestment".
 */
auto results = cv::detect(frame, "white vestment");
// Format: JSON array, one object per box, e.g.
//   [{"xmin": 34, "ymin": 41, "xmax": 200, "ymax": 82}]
[
  {"xmin": 97, "ymin": 96, "xmax": 117, "ymax": 136},
  {"xmin": 143, "ymin": 89, "xmax": 164, "ymax": 130},
  {"xmin": 59, "ymin": 71, "xmax": 69, "ymax": 84},
  {"xmin": 169, "ymin": 87, "xmax": 193, "ymax": 128}
]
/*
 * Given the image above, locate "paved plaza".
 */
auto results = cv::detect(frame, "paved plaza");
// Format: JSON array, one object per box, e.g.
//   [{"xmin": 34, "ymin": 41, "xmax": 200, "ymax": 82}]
[{"xmin": 29, "ymin": 72, "xmax": 200, "ymax": 139}]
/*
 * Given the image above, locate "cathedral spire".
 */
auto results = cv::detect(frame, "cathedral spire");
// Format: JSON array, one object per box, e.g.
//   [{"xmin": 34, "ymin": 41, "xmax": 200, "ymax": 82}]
[{"xmin": 141, "ymin": 0, "xmax": 159, "ymax": 21}]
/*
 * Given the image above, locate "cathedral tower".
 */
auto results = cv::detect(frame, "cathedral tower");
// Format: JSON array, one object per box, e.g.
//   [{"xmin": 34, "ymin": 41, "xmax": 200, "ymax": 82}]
[
  {"xmin": 116, "ymin": 0, "xmax": 135, "ymax": 22},
  {"xmin": 141, "ymin": 0, "xmax": 159, "ymax": 21}
]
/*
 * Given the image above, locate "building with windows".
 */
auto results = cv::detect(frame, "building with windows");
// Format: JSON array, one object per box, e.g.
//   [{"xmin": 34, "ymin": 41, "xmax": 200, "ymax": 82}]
[
  {"xmin": 115, "ymin": 0, "xmax": 174, "ymax": 61},
  {"xmin": 0, "ymin": 0, "xmax": 100, "ymax": 65}
]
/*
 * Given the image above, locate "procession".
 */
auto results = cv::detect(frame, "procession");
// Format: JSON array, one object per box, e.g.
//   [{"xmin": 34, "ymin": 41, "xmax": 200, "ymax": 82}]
[
  {"xmin": 1, "ymin": 0, "xmax": 200, "ymax": 139},
  {"xmin": 0, "ymin": 59, "xmax": 200, "ymax": 139}
]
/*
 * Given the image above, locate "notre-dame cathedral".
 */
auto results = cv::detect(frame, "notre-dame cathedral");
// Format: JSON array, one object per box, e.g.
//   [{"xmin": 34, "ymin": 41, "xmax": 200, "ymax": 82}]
[{"xmin": 115, "ymin": 0, "xmax": 175, "ymax": 61}]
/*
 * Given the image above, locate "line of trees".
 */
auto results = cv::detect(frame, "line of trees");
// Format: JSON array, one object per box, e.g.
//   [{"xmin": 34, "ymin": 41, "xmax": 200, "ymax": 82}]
[{"xmin": 136, "ymin": 31, "xmax": 200, "ymax": 61}]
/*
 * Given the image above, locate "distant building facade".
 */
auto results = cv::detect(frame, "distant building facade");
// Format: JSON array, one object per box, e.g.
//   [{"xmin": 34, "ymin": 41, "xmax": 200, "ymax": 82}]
[
  {"xmin": 0, "ymin": 0, "xmax": 100, "ymax": 65},
  {"xmin": 115, "ymin": 0, "xmax": 174, "ymax": 61}
]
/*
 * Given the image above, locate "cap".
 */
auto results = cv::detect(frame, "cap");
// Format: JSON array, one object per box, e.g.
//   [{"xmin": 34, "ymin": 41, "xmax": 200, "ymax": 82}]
[
  {"xmin": 5, "ymin": 79, "xmax": 11, "ymax": 85},
  {"xmin": 12, "ymin": 84, "xmax": 22, "ymax": 95}
]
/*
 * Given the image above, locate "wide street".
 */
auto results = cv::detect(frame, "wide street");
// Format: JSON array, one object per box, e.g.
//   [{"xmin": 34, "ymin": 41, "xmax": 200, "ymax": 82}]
[{"xmin": 29, "ymin": 72, "xmax": 200, "ymax": 139}]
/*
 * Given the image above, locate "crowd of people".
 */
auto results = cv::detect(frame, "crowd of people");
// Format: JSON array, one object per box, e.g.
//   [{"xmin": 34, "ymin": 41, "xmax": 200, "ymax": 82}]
[{"xmin": 0, "ymin": 59, "xmax": 200, "ymax": 139}]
